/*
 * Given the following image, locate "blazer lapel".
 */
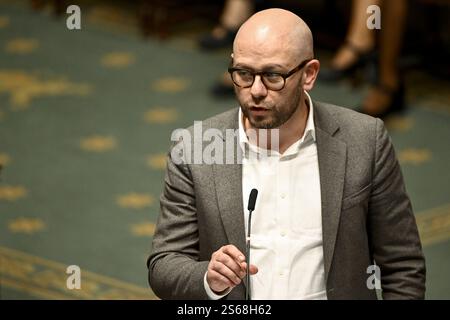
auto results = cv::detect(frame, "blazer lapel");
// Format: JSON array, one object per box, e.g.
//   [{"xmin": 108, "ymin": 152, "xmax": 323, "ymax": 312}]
[
  {"xmin": 213, "ymin": 163, "xmax": 246, "ymax": 254},
  {"xmin": 314, "ymin": 102, "xmax": 347, "ymax": 282},
  {"xmin": 211, "ymin": 108, "xmax": 246, "ymax": 256}
]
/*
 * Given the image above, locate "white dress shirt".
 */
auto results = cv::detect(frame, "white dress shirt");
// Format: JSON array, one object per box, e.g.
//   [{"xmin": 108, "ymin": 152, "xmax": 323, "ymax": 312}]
[{"xmin": 205, "ymin": 91, "xmax": 327, "ymax": 299}]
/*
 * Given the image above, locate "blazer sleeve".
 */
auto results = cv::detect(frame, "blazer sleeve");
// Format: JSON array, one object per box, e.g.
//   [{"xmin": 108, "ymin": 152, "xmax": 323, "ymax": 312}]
[
  {"xmin": 368, "ymin": 118, "xmax": 426, "ymax": 299},
  {"xmin": 147, "ymin": 139, "xmax": 209, "ymax": 299}
]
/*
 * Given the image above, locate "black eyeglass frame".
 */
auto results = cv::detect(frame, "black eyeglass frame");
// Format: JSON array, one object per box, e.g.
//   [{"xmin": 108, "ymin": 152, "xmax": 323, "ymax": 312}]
[{"xmin": 227, "ymin": 58, "xmax": 313, "ymax": 91}]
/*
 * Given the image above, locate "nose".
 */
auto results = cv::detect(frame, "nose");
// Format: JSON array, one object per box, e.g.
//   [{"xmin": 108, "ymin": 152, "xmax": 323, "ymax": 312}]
[{"xmin": 250, "ymin": 75, "xmax": 268, "ymax": 99}]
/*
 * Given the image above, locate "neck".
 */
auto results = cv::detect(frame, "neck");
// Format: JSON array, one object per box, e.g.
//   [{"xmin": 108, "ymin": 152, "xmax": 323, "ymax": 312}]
[{"xmin": 244, "ymin": 96, "xmax": 309, "ymax": 154}]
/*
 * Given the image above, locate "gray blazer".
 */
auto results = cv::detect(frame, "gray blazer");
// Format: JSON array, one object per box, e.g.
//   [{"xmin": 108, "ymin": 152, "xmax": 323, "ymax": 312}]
[{"xmin": 147, "ymin": 101, "xmax": 426, "ymax": 300}]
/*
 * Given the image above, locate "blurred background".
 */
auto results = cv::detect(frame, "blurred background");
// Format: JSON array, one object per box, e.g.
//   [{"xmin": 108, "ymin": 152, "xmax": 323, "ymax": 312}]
[{"xmin": 0, "ymin": 0, "xmax": 449, "ymax": 299}]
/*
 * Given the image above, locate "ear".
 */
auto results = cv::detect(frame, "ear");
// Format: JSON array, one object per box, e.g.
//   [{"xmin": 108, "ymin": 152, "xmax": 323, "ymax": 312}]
[{"xmin": 302, "ymin": 59, "xmax": 320, "ymax": 91}]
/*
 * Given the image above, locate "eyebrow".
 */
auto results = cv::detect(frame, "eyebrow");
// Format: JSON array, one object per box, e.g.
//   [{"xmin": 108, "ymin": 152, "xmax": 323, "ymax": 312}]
[{"xmin": 233, "ymin": 63, "xmax": 287, "ymax": 71}]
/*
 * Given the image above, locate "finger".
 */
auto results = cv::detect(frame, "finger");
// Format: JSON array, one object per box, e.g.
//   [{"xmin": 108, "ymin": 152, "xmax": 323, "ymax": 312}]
[
  {"xmin": 207, "ymin": 269, "xmax": 235, "ymax": 289},
  {"xmin": 241, "ymin": 263, "xmax": 259, "ymax": 275},
  {"xmin": 249, "ymin": 264, "xmax": 259, "ymax": 275},
  {"xmin": 211, "ymin": 260, "xmax": 243, "ymax": 286},
  {"xmin": 216, "ymin": 253, "xmax": 246, "ymax": 279},
  {"xmin": 221, "ymin": 245, "xmax": 246, "ymax": 266}
]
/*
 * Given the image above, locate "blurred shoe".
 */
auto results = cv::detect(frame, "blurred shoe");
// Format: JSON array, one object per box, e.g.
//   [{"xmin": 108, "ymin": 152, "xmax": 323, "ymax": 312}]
[
  {"xmin": 211, "ymin": 81, "xmax": 235, "ymax": 98},
  {"xmin": 198, "ymin": 26, "xmax": 237, "ymax": 51},
  {"xmin": 320, "ymin": 42, "xmax": 376, "ymax": 82},
  {"xmin": 357, "ymin": 81, "xmax": 405, "ymax": 119}
]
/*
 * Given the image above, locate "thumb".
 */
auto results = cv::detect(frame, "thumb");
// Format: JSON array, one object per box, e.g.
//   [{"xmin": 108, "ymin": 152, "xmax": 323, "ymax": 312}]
[{"xmin": 249, "ymin": 264, "xmax": 258, "ymax": 275}]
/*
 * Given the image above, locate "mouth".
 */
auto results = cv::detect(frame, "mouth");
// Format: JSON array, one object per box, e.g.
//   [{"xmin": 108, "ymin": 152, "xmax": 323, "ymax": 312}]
[{"xmin": 249, "ymin": 106, "xmax": 270, "ymax": 114}]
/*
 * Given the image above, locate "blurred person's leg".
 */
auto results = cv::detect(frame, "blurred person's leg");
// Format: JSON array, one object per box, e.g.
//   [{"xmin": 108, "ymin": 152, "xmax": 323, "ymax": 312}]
[
  {"xmin": 199, "ymin": 0, "xmax": 254, "ymax": 50},
  {"xmin": 320, "ymin": 0, "xmax": 379, "ymax": 82},
  {"xmin": 211, "ymin": 71, "xmax": 235, "ymax": 98},
  {"xmin": 219, "ymin": 0, "xmax": 254, "ymax": 36},
  {"xmin": 331, "ymin": 0, "xmax": 379, "ymax": 70},
  {"xmin": 362, "ymin": 0, "xmax": 407, "ymax": 117},
  {"xmin": 205, "ymin": 0, "xmax": 253, "ymax": 96}
]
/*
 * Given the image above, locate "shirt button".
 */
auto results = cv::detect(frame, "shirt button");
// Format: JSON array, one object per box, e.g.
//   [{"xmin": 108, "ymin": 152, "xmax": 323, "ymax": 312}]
[
  {"xmin": 280, "ymin": 193, "xmax": 286, "ymax": 199},
  {"xmin": 279, "ymin": 271, "xmax": 284, "ymax": 276},
  {"xmin": 280, "ymin": 230, "xmax": 286, "ymax": 237}
]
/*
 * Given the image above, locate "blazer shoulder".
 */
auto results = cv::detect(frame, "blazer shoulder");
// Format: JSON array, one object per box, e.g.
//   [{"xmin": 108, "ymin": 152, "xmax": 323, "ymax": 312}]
[
  {"xmin": 314, "ymin": 100, "xmax": 381, "ymax": 139},
  {"xmin": 315, "ymin": 101, "xmax": 378, "ymax": 126},
  {"xmin": 169, "ymin": 108, "xmax": 239, "ymax": 156},
  {"xmin": 183, "ymin": 108, "xmax": 239, "ymax": 134}
]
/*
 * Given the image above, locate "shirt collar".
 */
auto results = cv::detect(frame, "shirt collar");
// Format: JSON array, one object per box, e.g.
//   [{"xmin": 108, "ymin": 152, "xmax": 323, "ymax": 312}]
[{"xmin": 238, "ymin": 90, "xmax": 316, "ymax": 155}]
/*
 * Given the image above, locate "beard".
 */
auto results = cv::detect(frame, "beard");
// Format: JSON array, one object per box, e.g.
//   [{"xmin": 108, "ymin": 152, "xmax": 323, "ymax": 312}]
[{"xmin": 241, "ymin": 87, "xmax": 303, "ymax": 129}]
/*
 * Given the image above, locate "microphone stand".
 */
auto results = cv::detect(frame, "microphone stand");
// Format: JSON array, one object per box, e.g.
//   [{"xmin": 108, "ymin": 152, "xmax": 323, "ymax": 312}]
[
  {"xmin": 245, "ymin": 209, "xmax": 253, "ymax": 300},
  {"xmin": 245, "ymin": 188, "xmax": 257, "ymax": 301}
]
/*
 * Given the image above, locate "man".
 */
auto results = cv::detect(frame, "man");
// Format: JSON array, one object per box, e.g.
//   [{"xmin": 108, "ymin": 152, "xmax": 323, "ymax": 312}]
[{"xmin": 147, "ymin": 8, "xmax": 426, "ymax": 299}]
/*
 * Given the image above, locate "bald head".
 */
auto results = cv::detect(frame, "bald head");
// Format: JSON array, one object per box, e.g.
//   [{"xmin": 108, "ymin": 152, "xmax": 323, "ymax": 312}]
[{"xmin": 233, "ymin": 8, "xmax": 314, "ymax": 64}]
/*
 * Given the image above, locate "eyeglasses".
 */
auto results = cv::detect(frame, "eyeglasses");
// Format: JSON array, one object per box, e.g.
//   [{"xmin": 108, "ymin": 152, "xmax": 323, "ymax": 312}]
[{"xmin": 228, "ymin": 58, "xmax": 312, "ymax": 91}]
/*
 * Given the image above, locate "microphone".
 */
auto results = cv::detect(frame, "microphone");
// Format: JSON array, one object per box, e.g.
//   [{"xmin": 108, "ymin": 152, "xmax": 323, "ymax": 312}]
[{"xmin": 246, "ymin": 188, "xmax": 258, "ymax": 300}]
